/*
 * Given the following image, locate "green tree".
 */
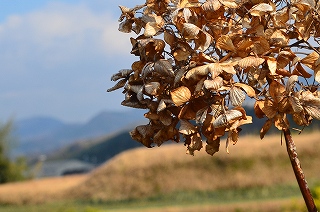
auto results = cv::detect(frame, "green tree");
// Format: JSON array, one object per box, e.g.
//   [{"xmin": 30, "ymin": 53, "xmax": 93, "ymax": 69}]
[{"xmin": 0, "ymin": 120, "xmax": 26, "ymax": 183}]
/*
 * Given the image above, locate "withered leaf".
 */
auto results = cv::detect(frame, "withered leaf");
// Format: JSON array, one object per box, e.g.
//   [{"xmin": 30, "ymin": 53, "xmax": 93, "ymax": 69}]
[
  {"xmin": 195, "ymin": 107, "xmax": 208, "ymax": 124},
  {"xmin": 202, "ymin": 0, "xmax": 221, "ymax": 11},
  {"xmin": 219, "ymin": 0, "xmax": 238, "ymax": 8}
]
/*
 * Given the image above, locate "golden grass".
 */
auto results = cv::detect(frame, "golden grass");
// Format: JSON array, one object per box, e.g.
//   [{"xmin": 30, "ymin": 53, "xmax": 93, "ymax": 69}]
[
  {"xmin": 68, "ymin": 131, "xmax": 320, "ymax": 201},
  {"xmin": 0, "ymin": 174, "xmax": 87, "ymax": 205},
  {"xmin": 0, "ymin": 131, "xmax": 319, "ymax": 206}
]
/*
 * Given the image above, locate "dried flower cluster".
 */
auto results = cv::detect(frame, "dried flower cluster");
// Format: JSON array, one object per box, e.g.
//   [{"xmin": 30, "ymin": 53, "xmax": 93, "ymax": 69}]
[{"xmin": 108, "ymin": 0, "xmax": 320, "ymax": 155}]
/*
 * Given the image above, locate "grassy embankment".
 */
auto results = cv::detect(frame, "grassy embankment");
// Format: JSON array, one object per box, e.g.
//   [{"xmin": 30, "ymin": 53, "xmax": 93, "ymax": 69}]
[{"xmin": 0, "ymin": 131, "xmax": 320, "ymax": 211}]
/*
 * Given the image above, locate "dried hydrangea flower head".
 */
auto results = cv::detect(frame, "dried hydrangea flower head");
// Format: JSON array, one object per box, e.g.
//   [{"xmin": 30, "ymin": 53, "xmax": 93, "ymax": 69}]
[{"xmin": 108, "ymin": 0, "xmax": 320, "ymax": 155}]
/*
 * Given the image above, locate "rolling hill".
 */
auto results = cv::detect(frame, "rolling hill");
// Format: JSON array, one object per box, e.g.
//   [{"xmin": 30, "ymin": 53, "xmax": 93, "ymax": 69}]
[{"xmin": 13, "ymin": 110, "xmax": 146, "ymax": 156}]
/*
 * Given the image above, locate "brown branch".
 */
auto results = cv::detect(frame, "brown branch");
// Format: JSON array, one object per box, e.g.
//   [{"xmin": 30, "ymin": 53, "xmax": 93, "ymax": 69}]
[{"xmin": 283, "ymin": 128, "xmax": 318, "ymax": 212}]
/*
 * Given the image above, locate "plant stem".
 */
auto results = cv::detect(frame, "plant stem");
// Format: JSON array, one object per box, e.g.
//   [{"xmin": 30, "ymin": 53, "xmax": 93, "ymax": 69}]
[{"xmin": 283, "ymin": 128, "xmax": 318, "ymax": 212}]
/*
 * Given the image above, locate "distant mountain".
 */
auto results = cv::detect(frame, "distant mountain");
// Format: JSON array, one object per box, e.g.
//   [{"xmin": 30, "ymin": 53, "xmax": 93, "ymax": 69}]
[
  {"xmin": 14, "ymin": 117, "xmax": 65, "ymax": 140},
  {"xmin": 46, "ymin": 130, "xmax": 143, "ymax": 165},
  {"xmin": 13, "ymin": 110, "xmax": 147, "ymax": 156}
]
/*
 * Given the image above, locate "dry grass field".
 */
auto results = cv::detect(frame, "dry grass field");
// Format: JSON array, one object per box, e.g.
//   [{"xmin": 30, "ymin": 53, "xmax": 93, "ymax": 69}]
[
  {"xmin": 0, "ymin": 174, "xmax": 87, "ymax": 205},
  {"xmin": 68, "ymin": 131, "xmax": 320, "ymax": 201},
  {"xmin": 0, "ymin": 131, "xmax": 319, "ymax": 211}
]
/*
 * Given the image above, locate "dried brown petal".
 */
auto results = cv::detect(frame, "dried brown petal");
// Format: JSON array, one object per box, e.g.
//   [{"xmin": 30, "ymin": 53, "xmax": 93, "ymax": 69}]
[
  {"xmin": 274, "ymin": 113, "xmax": 289, "ymax": 130},
  {"xmin": 179, "ymin": 119, "xmax": 197, "ymax": 135},
  {"xmin": 267, "ymin": 57, "xmax": 277, "ymax": 75},
  {"xmin": 186, "ymin": 133, "xmax": 203, "ymax": 155},
  {"xmin": 183, "ymin": 23, "xmax": 200, "ymax": 39},
  {"xmin": 107, "ymin": 79, "xmax": 127, "ymax": 92},
  {"xmin": 249, "ymin": 3, "xmax": 274, "ymax": 16},
  {"xmin": 216, "ymin": 35, "xmax": 236, "ymax": 52},
  {"xmin": 185, "ymin": 64, "xmax": 210, "ymax": 79},
  {"xmin": 260, "ymin": 119, "xmax": 273, "ymax": 139},
  {"xmin": 285, "ymin": 75, "xmax": 298, "ymax": 95},
  {"xmin": 202, "ymin": 0, "xmax": 221, "ymax": 11},
  {"xmin": 171, "ymin": 86, "xmax": 191, "ymax": 106},
  {"xmin": 230, "ymin": 86, "xmax": 246, "ymax": 106},
  {"xmin": 212, "ymin": 109, "xmax": 242, "ymax": 128},
  {"xmin": 234, "ymin": 83, "xmax": 256, "ymax": 98},
  {"xmin": 204, "ymin": 76, "xmax": 223, "ymax": 91},
  {"xmin": 205, "ymin": 137, "xmax": 220, "ymax": 156},
  {"xmin": 144, "ymin": 82, "xmax": 161, "ymax": 96},
  {"xmin": 238, "ymin": 56, "xmax": 265, "ymax": 68},
  {"xmin": 300, "ymin": 51, "xmax": 319, "ymax": 69}
]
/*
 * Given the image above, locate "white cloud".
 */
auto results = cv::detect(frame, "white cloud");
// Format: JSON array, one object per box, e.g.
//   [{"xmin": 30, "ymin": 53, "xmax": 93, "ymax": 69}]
[{"xmin": 0, "ymin": 1, "xmax": 138, "ymax": 122}]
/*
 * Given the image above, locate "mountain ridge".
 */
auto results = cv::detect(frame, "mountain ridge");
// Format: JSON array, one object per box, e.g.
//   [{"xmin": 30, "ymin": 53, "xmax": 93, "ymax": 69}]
[{"xmin": 13, "ymin": 110, "xmax": 147, "ymax": 156}]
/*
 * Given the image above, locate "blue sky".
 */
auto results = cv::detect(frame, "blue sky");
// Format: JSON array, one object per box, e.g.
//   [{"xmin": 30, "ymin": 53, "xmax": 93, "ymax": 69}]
[{"xmin": 0, "ymin": 0, "xmax": 141, "ymax": 123}]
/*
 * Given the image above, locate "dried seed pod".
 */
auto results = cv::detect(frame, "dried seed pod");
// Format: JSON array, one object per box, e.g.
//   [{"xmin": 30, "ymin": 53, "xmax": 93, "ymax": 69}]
[
  {"xmin": 204, "ymin": 76, "xmax": 223, "ymax": 91},
  {"xmin": 171, "ymin": 86, "xmax": 191, "ymax": 106}
]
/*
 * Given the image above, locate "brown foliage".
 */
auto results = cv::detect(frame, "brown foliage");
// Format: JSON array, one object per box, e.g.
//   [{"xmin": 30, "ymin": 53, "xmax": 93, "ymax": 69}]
[{"xmin": 108, "ymin": 0, "xmax": 320, "ymax": 155}]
